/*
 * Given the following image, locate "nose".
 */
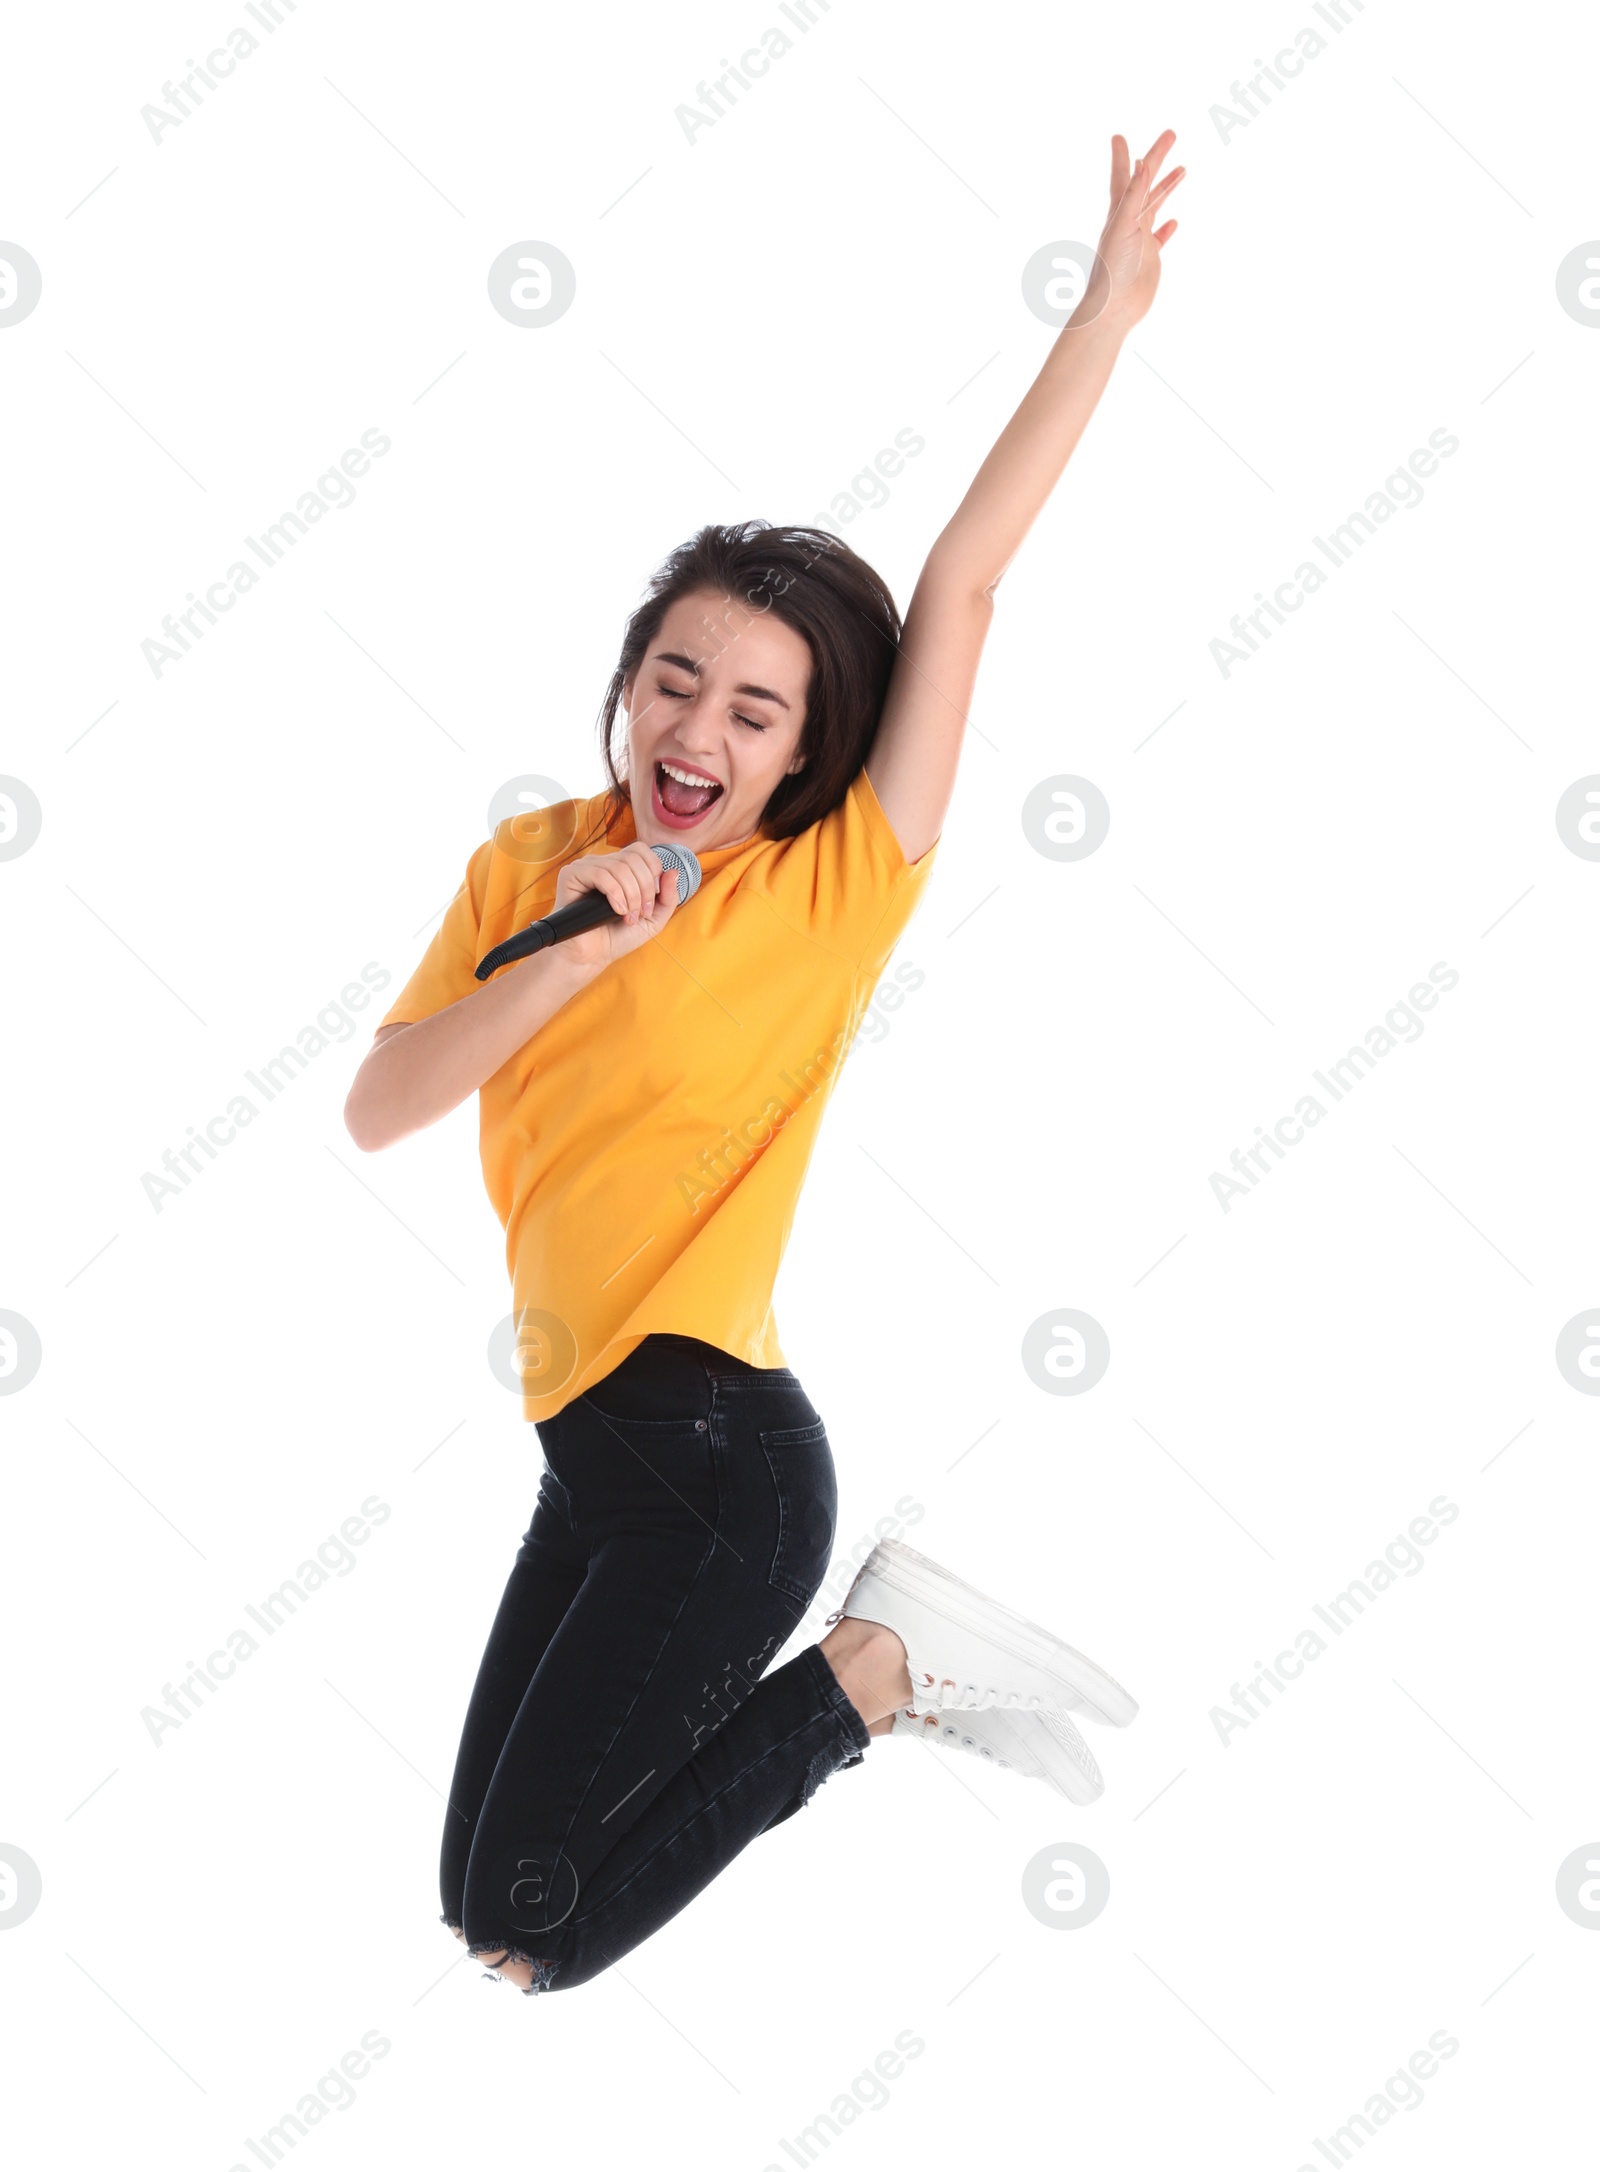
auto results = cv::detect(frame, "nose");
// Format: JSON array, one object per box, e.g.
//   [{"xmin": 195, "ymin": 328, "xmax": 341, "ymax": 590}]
[{"xmin": 665, "ymin": 720, "xmax": 724, "ymax": 769}]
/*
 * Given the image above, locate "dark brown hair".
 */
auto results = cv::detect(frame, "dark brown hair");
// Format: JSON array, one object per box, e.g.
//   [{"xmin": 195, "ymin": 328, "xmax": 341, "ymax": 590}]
[{"xmin": 586, "ymin": 521, "xmax": 902, "ymax": 846}]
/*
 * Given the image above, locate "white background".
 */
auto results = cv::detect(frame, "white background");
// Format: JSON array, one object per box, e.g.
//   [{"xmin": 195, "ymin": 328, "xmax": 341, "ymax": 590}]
[{"xmin": 3, "ymin": 0, "xmax": 1597, "ymax": 2165}]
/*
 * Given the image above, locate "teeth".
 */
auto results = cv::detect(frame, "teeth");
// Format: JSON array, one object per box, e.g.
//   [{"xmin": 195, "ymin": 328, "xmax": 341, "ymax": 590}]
[{"xmin": 659, "ymin": 761, "xmax": 720, "ymax": 791}]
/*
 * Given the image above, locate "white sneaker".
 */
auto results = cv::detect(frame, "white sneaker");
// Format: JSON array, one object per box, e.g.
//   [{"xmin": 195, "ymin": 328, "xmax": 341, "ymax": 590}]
[
  {"xmin": 912, "ymin": 1546, "xmax": 1135, "ymax": 1729},
  {"xmin": 891, "ymin": 1704, "xmax": 1106, "ymax": 1804},
  {"xmin": 829, "ymin": 1537, "xmax": 1138, "ymax": 1725}
]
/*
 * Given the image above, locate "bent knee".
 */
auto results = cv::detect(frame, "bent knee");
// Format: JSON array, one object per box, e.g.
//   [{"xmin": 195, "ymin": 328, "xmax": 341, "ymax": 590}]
[
  {"xmin": 448, "ymin": 1921, "xmax": 521, "ymax": 1984},
  {"xmin": 479, "ymin": 1947, "xmax": 535, "ymax": 1990},
  {"xmin": 469, "ymin": 1942, "xmax": 560, "ymax": 1994}
]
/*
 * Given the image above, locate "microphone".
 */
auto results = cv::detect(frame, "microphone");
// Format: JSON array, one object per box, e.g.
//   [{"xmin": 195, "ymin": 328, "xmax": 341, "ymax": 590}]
[{"xmin": 473, "ymin": 842, "xmax": 702, "ymax": 981}]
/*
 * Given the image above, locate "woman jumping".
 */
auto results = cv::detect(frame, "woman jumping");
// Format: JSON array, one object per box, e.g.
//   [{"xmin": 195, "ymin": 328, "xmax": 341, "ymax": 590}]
[{"xmin": 344, "ymin": 129, "xmax": 1183, "ymax": 1995}]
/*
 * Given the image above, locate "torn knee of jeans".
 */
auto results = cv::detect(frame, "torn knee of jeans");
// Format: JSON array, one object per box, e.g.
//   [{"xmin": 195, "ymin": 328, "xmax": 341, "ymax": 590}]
[
  {"xmin": 466, "ymin": 1937, "xmax": 559, "ymax": 1994},
  {"xmin": 466, "ymin": 1936, "xmax": 530, "ymax": 1970}
]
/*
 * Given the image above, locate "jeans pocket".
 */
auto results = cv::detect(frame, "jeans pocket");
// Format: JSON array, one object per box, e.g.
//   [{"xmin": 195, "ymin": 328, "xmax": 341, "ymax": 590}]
[
  {"xmin": 581, "ymin": 1339, "xmax": 713, "ymax": 1425},
  {"xmin": 574, "ymin": 1401, "xmax": 721, "ymax": 1533},
  {"xmin": 759, "ymin": 1417, "xmax": 838, "ymax": 1605}
]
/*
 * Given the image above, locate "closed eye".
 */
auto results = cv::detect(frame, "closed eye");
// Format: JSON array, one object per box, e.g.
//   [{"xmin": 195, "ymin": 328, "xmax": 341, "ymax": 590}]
[{"xmin": 656, "ymin": 682, "xmax": 768, "ymax": 731}]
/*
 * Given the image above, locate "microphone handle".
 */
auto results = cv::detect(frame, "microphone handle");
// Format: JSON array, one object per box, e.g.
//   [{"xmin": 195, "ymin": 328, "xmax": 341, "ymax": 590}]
[{"xmin": 474, "ymin": 888, "xmax": 616, "ymax": 981}]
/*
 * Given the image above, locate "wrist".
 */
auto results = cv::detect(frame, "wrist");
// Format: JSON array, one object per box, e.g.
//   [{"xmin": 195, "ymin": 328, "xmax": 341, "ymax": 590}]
[
  {"xmin": 546, "ymin": 943, "xmax": 605, "ymax": 993},
  {"xmin": 506, "ymin": 942, "xmax": 602, "ymax": 1003},
  {"xmin": 1060, "ymin": 300, "xmax": 1132, "ymax": 348},
  {"xmin": 1040, "ymin": 305, "xmax": 1129, "ymax": 390}
]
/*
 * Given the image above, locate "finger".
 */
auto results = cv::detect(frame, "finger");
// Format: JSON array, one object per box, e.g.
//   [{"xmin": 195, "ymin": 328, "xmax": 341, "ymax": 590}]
[
  {"xmin": 1133, "ymin": 172, "xmax": 1184, "ymax": 236},
  {"xmin": 632, "ymin": 846, "xmax": 668, "ymax": 904},
  {"xmin": 1110, "ymin": 157, "xmax": 1145, "ymax": 234},
  {"xmin": 1126, "ymin": 137, "xmax": 1173, "ymax": 222},
  {"xmin": 1109, "ymin": 132, "xmax": 1129, "ymax": 203},
  {"xmin": 601, "ymin": 866, "xmax": 637, "ymax": 920},
  {"xmin": 1154, "ymin": 219, "xmax": 1177, "ymax": 248},
  {"xmin": 595, "ymin": 868, "xmax": 637, "ymax": 920},
  {"xmin": 633, "ymin": 850, "xmax": 675, "ymax": 918},
  {"xmin": 636, "ymin": 867, "xmax": 684, "ymax": 936},
  {"xmin": 1139, "ymin": 127, "xmax": 1176, "ymax": 186},
  {"xmin": 622, "ymin": 847, "xmax": 659, "ymax": 903},
  {"xmin": 619, "ymin": 856, "xmax": 656, "ymax": 918}
]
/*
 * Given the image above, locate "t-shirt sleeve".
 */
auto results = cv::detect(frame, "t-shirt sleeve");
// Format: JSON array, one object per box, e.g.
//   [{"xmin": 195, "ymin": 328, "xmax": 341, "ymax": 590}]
[
  {"xmin": 850, "ymin": 762, "xmax": 939, "ymax": 983},
  {"xmin": 377, "ymin": 838, "xmax": 494, "ymax": 1033},
  {"xmin": 761, "ymin": 761, "xmax": 938, "ymax": 979}
]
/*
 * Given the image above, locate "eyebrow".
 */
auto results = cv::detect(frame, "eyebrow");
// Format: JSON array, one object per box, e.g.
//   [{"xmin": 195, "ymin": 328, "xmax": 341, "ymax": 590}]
[{"xmin": 652, "ymin": 649, "xmax": 791, "ymax": 712}]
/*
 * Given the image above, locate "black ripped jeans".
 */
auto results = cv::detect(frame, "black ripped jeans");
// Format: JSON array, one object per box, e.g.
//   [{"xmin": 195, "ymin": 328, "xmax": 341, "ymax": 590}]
[{"xmin": 439, "ymin": 1334, "xmax": 871, "ymax": 1993}]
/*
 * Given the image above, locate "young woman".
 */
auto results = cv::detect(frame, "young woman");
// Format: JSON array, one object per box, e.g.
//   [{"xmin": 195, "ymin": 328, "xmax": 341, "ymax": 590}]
[{"xmin": 345, "ymin": 130, "xmax": 1183, "ymax": 1995}]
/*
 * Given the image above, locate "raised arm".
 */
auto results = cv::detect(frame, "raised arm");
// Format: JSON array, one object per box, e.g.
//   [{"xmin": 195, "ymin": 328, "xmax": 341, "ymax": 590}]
[{"xmin": 865, "ymin": 129, "xmax": 1184, "ymax": 866}]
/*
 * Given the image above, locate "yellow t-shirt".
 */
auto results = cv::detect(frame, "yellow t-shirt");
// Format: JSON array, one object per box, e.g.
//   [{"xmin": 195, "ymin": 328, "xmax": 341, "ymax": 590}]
[{"xmin": 379, "ymin": 764, "xmax": 938, "ymax": 1422}]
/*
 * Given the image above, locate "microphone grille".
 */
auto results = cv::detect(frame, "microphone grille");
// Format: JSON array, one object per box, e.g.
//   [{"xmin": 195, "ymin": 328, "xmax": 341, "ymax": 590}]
[{"xmin": 650, "ymin": 841, "xmax": 702, "ymax": 903}]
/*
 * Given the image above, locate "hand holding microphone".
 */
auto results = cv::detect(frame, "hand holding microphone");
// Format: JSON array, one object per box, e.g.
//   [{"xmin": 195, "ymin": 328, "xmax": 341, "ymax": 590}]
[{"xmin": 475, "ymin": 842, "xmax": 702, "ymax": 981}]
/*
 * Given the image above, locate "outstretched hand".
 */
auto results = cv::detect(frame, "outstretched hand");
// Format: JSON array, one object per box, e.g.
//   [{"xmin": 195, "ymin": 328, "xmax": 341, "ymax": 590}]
[{"xmin": 1078, "ymin": 129, "xmax": 1184, "ymax": 331}]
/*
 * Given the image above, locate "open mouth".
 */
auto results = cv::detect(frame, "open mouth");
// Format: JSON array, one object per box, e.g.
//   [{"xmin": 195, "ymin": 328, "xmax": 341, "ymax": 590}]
[{"xmin": 652, "ymin": 759, "xmax": 725, "ymax": 827}]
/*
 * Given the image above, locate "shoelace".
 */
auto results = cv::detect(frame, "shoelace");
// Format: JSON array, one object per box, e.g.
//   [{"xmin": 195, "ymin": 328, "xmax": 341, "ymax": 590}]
[
  {"xmin": 824, "ymin": 1603, "xmax": 1047, "ymax": 1716},
  {"xmin": 908, "ymin": 1712, "xmax": 1013, "ymax": 1766},
  {"xmin": 919, "ymin": 1673, "xmax": 1044, "ymax": 1712}
]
